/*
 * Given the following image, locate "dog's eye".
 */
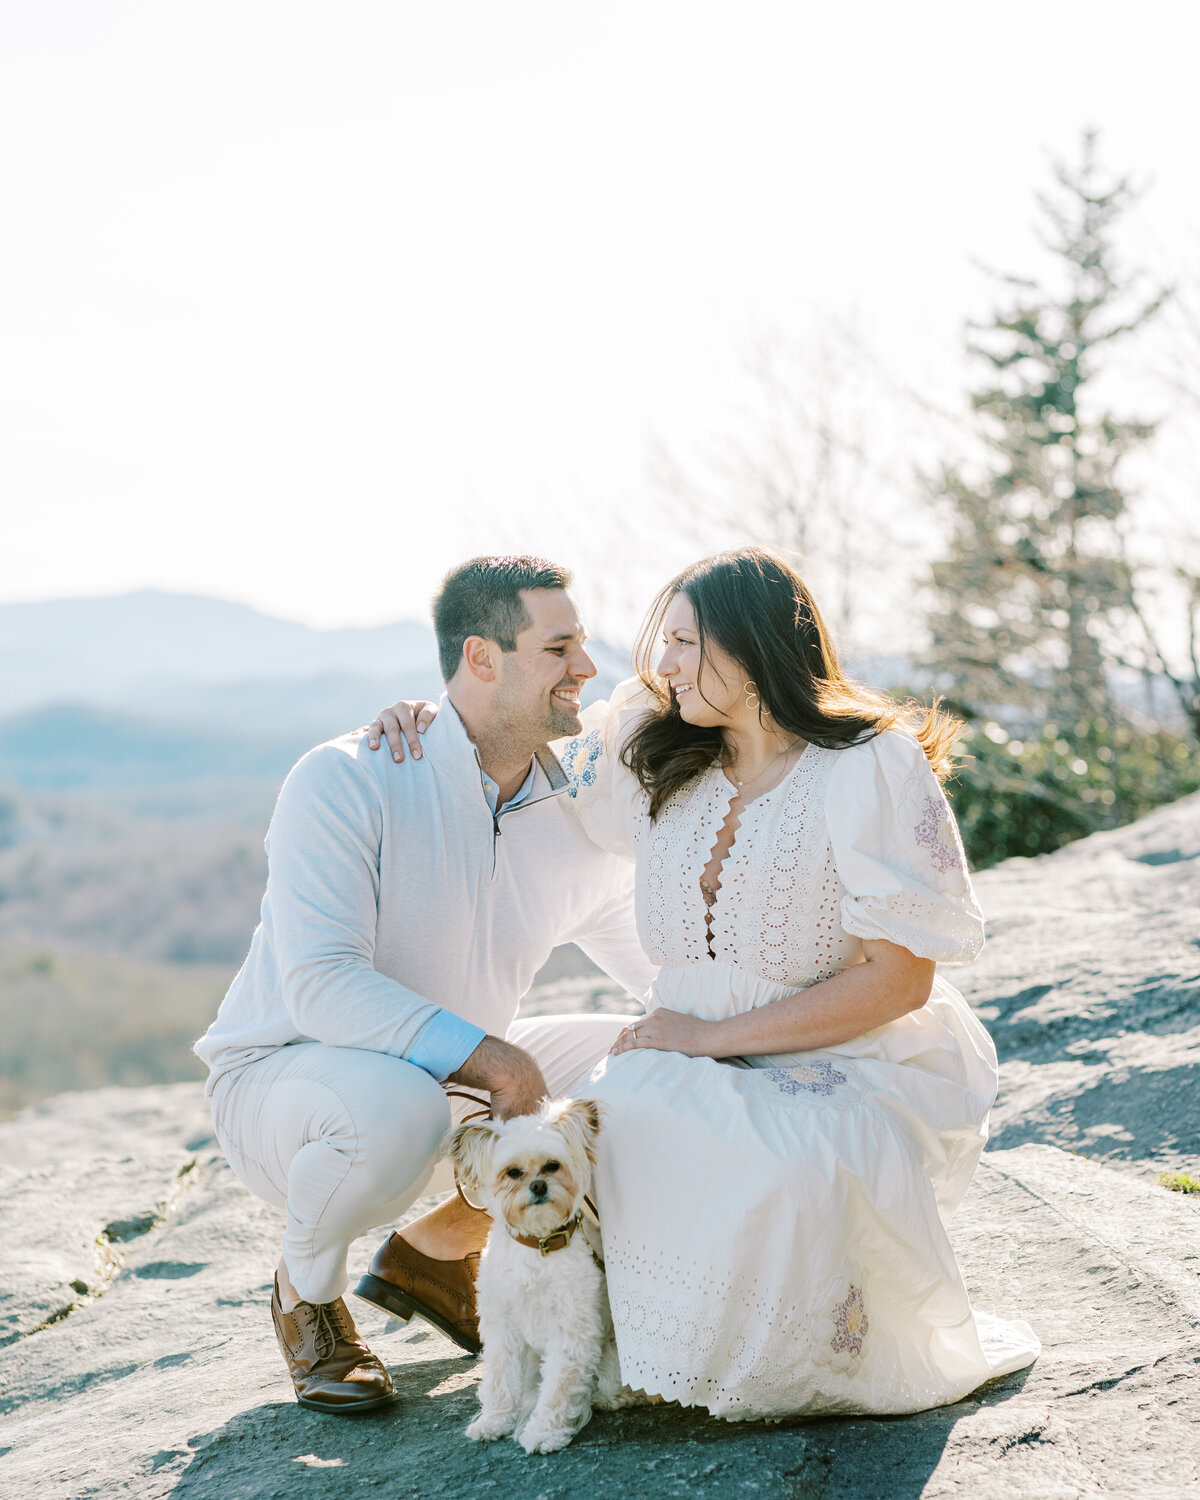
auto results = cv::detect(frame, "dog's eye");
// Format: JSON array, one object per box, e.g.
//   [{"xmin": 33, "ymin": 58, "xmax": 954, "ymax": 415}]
[
  {"xmin": 505, "ymin": 1166, "xmax": 523, "ymax": 1180},
  {"xmin": 542, "ymin": 1161, "xmax": 561, "ymax": 1174}
]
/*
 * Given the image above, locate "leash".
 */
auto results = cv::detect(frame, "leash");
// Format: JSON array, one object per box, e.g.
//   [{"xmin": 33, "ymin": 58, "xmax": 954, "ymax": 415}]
[
  {"xmin": 443, "ymin": 1088, "xmax": 493, "ymax": 1212},
  {"xmin": 443, "ymin": 1086, "xmax": 492, "ymax": 1120},
  {"xmin": 442, "ymin": 1087, "xmax": 605, "ymax": 1266}
]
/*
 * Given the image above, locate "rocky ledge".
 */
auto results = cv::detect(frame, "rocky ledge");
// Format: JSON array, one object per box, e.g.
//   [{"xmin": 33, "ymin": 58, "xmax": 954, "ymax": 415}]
[{"xmin": 3, "ymin": 795, "xmax": 1200, "ymax": 1499}]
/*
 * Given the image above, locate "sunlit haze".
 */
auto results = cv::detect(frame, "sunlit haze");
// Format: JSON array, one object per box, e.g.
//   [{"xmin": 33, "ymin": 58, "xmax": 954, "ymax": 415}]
[{"xmin": 3, "ymin": 0, "xmax": 1197, "ymax": 650}]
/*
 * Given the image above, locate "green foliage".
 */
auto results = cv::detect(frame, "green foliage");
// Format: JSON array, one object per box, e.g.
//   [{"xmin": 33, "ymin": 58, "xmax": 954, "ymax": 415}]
[
  {"xmin": 947, "ymin": 715, "xmax": 1200, "ymax": 868},
  {"xmin": 922, "ymin": 132, "xmax": 1192, "ymax": 865},
  {"xmin": 1158, "ymin": 1171, "xmax": 1200, "ymax": 1195},
  {"xmin": 925, "ymin": 132, "xmax": 1165, "ymax": 733}
]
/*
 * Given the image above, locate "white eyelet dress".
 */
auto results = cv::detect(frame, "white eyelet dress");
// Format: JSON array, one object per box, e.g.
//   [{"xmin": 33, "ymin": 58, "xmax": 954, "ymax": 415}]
[{"xmin": 555, "ymin": 681, "xmax": 1040, "ymax": 1421}]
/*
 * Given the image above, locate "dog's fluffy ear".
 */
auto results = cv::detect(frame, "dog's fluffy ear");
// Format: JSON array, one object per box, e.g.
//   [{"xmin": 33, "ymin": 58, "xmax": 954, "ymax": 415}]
[
  {"xmin": 542, "ymin": 1097, "xmax": 604, "ymax": 1166},
  {"xmin": 448, "ymin": 1119, "xmax": 498, "ymax": 1193}
]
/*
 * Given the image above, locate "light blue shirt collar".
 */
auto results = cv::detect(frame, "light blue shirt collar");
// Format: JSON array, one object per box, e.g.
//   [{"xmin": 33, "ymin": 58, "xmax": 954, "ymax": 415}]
[{"xmin": 481, "ymin": 758, "xmax": 537, "ymax": 816}]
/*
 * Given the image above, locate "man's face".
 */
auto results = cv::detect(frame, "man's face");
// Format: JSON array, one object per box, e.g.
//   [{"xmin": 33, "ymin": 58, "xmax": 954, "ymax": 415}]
[{"xmin": 492, "ymin": 588, "xmax": 596, "ymax": 743}]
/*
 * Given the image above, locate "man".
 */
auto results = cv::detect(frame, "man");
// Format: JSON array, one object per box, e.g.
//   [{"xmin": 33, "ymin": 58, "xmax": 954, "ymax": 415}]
[{"xmin": 195, "ymin": 556, "xmax": 651, "ymax": 1413}]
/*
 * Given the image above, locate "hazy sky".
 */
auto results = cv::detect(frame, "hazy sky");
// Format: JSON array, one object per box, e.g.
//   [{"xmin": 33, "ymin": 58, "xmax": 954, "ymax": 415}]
[{"xmin": 3, "ymin": 1, "xmax": 1197, "ymax": 648}]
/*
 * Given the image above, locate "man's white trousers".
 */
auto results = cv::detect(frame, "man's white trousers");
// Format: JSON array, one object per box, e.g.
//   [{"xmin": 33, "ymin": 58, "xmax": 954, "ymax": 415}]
[{"xmin": 208, "ymin": 1013, "xmax": 628, "ymax": 1303}]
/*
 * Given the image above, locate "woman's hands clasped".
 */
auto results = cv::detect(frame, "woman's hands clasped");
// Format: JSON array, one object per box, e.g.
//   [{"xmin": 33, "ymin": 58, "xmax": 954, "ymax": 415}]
[
  {"xmin": 609, "ymin": 1009, "xmax": 715, "ymax": 1058},
  {"xmin": 366, "ymin": 700, "xmax": 440, "ymax": 762}
]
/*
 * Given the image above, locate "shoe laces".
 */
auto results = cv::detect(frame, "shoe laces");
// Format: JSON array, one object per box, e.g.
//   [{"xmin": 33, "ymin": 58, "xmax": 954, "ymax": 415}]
[{"xmin": 306, "ymin": 1300, "xmax": 348, "ymax": 1362}]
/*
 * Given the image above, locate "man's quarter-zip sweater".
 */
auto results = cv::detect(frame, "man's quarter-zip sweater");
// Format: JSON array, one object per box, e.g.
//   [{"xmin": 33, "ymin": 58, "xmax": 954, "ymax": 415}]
[{"xmin": 194, "ymin": 698, "xmax": 654, "ymax": 1092}]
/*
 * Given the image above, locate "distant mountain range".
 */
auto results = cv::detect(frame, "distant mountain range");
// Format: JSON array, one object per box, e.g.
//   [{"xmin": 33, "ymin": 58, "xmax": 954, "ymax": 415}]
[
  {"xmin": 6, "ymin": 589, "xmax": 1185, "ymax": 801},
  {"xmin": 0, "ymin": 591, "xmax": 633, "ymax": 793},
  {"xmin": 0, "ymin": 591, "xmax": 442, "ymax": 722},
  {"xmin": 0, "ymin": 589, "xmax": 926, "ymax": 795},
  {"xmin": 0, "ymin": 704, "xmax": 305, "ymax": 792}
]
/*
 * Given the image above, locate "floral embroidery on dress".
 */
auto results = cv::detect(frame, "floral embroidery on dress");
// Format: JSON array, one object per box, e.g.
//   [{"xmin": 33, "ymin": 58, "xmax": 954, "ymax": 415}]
[
  {"xmin": 559, "ymin": 728, "xmax": 605, "ymax": 799},
  {"xmin": 830, "ymin": 1285, "xmax": 868, "ymax": 1364},
  {"xmin": 814, "ymin": 1277, "xmax": 869, "ymax": 1377},
  {"xmin": 914, "ymin": 794, "xmax": 957, "ymax": 873},
  {"xmin": 764, "ymin": 1060, "xmax": 848, "ymax": 1098}
]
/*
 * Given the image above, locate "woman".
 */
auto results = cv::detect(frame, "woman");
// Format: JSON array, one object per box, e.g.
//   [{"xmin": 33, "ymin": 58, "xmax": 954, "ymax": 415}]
[{"xmin": 380, "ymin": 546, "xmax": 1039, "ymax": 1419}]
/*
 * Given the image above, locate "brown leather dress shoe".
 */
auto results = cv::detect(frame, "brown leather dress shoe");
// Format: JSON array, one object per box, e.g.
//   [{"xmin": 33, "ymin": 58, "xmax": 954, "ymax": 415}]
[
  {"xmin": 354, "ymin": 1233, "xmax": 481, "ymax": 1354},
  {"xmin": 271, "ymin": 1276, "xmax": 395, "ymax": 1413}
]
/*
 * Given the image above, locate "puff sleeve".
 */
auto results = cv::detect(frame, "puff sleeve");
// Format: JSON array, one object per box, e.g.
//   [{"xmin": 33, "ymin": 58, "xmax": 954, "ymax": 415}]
[
  {"xmin": 552, "ymin": 676, "xmax": 654, "ymax": 861},
  {"xmin": 824, "ymin": 730, "xmax": 985, "ymax": 965}
]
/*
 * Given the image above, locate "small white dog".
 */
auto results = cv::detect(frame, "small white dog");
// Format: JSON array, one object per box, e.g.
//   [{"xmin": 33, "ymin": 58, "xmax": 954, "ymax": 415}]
[{"xmin": 449, "ymin": 1097, "xmax": 634, "ymax": 1454}]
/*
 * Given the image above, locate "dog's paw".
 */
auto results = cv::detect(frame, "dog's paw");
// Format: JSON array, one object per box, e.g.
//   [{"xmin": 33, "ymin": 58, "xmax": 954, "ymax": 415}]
[
  {"xmin": 466, "ymin": 1414, "xmax": 515, "ymax": 1442},
  {"xmin": 595, "ymin": 1383, "xmax": 656, "ymax": 1409},
  {"xmin": 593, "ymin": 1383, "xmax": 638, "ymax": 1410},
  {"xmin": 517, "ymin": 1421, "xmax": 575, "ymax": 1455}
]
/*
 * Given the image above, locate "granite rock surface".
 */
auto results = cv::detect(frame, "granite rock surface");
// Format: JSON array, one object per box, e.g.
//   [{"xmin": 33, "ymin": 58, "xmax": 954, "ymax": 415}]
[{"xmin": 3, "ymin": 794, "xmax": 1200, "ymax": 1498}]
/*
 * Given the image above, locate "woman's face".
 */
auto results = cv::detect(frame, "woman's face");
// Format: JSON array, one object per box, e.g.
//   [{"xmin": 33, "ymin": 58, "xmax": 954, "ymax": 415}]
[{"xmin": 656, "ymin": 592, "xmax": 746, "ymax": 727}]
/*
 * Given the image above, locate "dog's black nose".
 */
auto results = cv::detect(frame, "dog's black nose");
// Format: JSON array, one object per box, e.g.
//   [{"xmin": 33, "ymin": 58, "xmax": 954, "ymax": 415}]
[{"xmin": 530, "ymin": 1179, "xmax": 548, "ymax": 1199}]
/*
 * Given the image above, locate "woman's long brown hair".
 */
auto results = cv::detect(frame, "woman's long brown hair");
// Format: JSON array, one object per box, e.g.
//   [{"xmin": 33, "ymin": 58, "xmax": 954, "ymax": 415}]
[{"xmin": 622, "ymin": 547, "xmax": 963, "ymax": 819}]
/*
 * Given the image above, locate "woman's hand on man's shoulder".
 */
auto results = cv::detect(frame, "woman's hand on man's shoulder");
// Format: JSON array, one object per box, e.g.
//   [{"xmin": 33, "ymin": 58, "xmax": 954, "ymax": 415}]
[{"xmin": 364, "ymin": 700, "xmax": 439, "ymax": 762}]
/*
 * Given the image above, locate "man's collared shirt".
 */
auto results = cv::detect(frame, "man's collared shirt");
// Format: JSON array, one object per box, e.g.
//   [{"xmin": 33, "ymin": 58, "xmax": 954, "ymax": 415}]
[
  {"xmin": 481, "ymin": 760, "xmax": 537, "ymax": 816},
  {"xmin": 195, "ymin": 695, "xmax": 655, "ymax": 1090}
]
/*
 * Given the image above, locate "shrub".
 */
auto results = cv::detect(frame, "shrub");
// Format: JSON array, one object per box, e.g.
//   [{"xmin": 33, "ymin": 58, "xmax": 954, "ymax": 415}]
[{"xmin": 946, "ymin": 716, "xmax": 1200, "ymax": 869}]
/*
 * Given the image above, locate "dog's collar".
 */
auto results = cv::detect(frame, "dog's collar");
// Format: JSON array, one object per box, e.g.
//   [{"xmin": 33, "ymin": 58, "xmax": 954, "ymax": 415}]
[{"xmin": 506, "ymin": 1210, "xmax": 584, "ymax": 1256}]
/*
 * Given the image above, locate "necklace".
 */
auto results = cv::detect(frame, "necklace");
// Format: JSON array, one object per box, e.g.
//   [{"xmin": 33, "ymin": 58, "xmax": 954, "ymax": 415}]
[{"xmin": 728, "ymin": 738, "xmax": 805, "ymax": 791}]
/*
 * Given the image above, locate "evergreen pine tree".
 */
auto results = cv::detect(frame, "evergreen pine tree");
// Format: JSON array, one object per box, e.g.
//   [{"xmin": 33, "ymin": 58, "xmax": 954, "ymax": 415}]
[
  {"xmin": 923, "ymin": 134, "xmax": 1200, "ymax": 863},
  {"xmin": 927, "ymin": 130, "xmax": 1163, "ymax": 730}
]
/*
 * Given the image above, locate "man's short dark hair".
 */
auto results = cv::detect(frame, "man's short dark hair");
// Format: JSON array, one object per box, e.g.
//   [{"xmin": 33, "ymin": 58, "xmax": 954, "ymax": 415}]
[{"xmin": 433, "ymin": 555, "xmax": 573, "ymax": 682}]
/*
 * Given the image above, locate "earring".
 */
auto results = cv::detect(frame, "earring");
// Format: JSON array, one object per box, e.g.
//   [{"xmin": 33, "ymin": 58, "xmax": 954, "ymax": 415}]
[{"xmin": 744, "ymin": 681, "xmax": 759, "ymax": 711}]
